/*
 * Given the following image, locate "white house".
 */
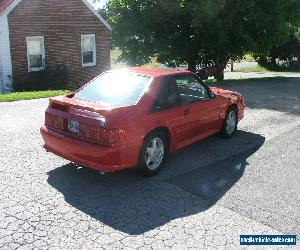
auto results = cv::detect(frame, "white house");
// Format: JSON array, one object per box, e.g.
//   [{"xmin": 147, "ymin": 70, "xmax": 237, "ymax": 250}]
[{"xmin": 0, "ymin": 0, "xmax": 18, "ymax": 93}]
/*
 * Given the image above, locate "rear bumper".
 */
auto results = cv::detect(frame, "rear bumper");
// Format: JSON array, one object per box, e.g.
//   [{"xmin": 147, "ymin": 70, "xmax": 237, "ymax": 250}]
[{"xmin": 40, "ymin": 125, "xmax": 140, "ymax": 172}]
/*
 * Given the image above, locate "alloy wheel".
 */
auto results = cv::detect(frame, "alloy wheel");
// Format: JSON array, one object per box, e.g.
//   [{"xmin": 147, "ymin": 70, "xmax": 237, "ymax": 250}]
[
  {"xmin": 145, "ymin": 137, "xmax": 165, "ymax": 170},
  {"xmin": 226, "ymin": 110, "xmax": 237, "ymax": 135}
]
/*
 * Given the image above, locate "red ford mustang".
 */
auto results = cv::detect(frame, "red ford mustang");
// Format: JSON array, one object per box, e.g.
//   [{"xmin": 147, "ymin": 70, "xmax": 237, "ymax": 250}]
[{"xmin": 41, "ymin": 68, "xmax": 245, "ymax": 175}]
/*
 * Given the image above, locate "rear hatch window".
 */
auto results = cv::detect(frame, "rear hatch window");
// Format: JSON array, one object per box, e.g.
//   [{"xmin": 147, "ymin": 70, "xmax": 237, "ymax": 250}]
[{"xmin": 74, "ymin": 71, "xmax": 151, "ymax": 107}]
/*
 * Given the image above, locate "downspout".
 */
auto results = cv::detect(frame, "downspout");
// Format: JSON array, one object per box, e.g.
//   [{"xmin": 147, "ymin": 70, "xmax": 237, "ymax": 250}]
[{"xmin": 0, "ymin": 59, "xmax": 3, "ymax": 94}]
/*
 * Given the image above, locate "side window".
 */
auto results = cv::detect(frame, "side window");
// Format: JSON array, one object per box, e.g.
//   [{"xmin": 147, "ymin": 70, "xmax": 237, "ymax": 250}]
[
  {"xmin": 152, "ymin": 77, "xmax": 179, "ymax": 112},
  {"xmin": 81, "ymin": 34, "xmax": 96, "ymax": 67},
  {"xmin": 175, "ymin": 74, "xmax": 211, "ymax": 105},
  {"xmin": 26, "ymin": 36, "xmax": 45, "ymax": 72}
]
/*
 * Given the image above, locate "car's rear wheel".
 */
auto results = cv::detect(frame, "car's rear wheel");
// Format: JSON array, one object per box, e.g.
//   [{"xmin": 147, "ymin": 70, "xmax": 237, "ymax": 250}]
[
  {"xmin": 138, "ymin": 131, "xmax": 168, "ymax": 176},
  {"xmin": 221, "ymin": 106, "xmax": 238, "ymax": 138}
]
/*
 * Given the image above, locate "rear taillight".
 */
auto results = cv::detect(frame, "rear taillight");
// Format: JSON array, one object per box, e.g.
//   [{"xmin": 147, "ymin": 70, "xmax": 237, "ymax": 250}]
[
  {"xmin": 102, "ymin": 129, "xmax": 120, "ymax": 144},
  {"xmin": 79, "ymin": 124, "xmax": 120, "ymax": 144},
  {"xmin": 45, "ymin": 112, "xmax": 121, "ymax": 145},
  {"xmin": 45, "ymin": 113, "xmax": 65, "ymax": 131},
  {"xmin": 45, "ymin": 112, "xmax": 55, "ymax": 127}
]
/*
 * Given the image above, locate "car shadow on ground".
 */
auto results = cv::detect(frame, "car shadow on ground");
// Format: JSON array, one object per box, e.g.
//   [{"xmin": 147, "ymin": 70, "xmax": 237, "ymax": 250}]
[{"xmin": 47, "ymin": 131, "xmax": 265, "ymax": 235}]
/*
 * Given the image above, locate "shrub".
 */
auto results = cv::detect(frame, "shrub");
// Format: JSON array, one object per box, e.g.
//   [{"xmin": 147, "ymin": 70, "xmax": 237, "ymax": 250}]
[
  {"xmin": 12, "ymin": 65, "xmax": 68, "ymax": 92},
  {"xmin": 256, "ymin": 35, "xmax": 300, "ymax": 72}
]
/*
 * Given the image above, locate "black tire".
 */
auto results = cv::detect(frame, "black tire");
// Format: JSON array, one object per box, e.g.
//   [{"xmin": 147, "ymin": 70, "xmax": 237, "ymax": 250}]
[
  {"xmin": 221, "ymin": 106, "xmax": 238, "ymax": 138},
  {"xmin": 137, "ymin": 131, "xmax": 168, "ymax": 176}
]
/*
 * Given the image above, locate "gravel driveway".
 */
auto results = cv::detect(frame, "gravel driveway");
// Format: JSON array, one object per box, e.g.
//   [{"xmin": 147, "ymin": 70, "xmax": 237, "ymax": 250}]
[{"xmin": 0, "ymin": 75, "xmax": 300, "ymax": 249}]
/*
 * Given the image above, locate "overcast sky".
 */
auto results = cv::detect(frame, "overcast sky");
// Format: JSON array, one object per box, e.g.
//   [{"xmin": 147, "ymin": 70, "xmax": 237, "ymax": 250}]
[{"xmin": 88, "ymin": 0, "xmax": 107, "ymax": 9}]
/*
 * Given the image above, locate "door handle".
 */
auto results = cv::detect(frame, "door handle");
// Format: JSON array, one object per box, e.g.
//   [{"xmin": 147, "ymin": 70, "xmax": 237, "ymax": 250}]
[{"xmin": 183, "ymin": 109, "xmax": 190, "ymax": 115}]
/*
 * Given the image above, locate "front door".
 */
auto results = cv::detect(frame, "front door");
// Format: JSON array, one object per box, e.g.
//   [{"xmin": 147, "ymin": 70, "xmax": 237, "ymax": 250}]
[{"xmin": 174, "ymin": 74, "xmax": 222, "ymax": 148}]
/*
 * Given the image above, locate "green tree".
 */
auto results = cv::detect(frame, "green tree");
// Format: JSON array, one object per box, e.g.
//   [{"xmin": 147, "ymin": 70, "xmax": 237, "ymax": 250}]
[
  {"xmin": 106, "ymin": 0, "xmax": 300, "ymax": 80},
  {"xmin": 256, "ymin": 29, "xmax": 300, "ymax": 71}
]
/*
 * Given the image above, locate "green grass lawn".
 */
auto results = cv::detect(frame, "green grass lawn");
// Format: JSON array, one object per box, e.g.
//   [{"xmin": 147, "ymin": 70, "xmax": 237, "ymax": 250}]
[
  {"xmin": 235, "ymin": 65, "xmax": 269, "ymax": 73},
  {"xmin": 0, "ymin": 90, "xmax": 70, "ymax": 102}
]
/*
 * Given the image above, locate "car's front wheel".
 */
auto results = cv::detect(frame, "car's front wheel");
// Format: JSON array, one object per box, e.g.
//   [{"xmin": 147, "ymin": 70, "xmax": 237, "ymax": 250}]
[
  {"xmin": 221, "ymin": 106, "xmax": 238, "ymax": 138},
  {"xmin": 138, "ymin": 131, "xmax": 168, "ymax": 176}
]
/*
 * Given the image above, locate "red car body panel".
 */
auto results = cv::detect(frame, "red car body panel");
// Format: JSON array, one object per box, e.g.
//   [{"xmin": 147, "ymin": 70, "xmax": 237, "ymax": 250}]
[
  {"xmin": 40, "ymin": 125, "xmax": 141, "ymax": 171},
  {"xmin": 41, "ymin": 68, "xmax": 245, "ymax": 172}
]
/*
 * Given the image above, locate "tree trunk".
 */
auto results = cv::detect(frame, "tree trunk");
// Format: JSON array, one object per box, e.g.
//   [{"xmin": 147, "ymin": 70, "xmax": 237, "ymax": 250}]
[
  {"xmin": 230, "ymin": 60, "xmax": 234, "ymax": 72},
  {"xmin": 215, "ymin": 63, "xmax": 226, "ymax": 81}
]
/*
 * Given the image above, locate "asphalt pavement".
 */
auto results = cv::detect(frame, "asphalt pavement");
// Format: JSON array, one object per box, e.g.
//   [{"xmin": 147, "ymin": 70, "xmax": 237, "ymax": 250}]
[{"xmin": 0, "ymin": 74, "xmax": 299, "ymax": 249}]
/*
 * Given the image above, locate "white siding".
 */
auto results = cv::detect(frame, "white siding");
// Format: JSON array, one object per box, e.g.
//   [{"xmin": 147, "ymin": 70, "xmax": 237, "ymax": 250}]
[{"xmin": 0, "ymin": 13, "xmax": 12, "ymax": 93}]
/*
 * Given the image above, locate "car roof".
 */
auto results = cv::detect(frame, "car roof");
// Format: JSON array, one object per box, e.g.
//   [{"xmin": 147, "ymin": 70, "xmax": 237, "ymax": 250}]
[{"xmin": 108, "ymin": 67, "xmax": 191, "ymax": 78}]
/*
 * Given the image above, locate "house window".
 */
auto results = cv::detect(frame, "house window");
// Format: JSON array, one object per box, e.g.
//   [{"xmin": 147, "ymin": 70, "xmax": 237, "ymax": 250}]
[
  {"xmin": 26, "ymin": 36, "xmax": 45, "ymax": 72},
  {"xmin": 81, "ymin": 34, "xmax": 96, "ymax": 67}
]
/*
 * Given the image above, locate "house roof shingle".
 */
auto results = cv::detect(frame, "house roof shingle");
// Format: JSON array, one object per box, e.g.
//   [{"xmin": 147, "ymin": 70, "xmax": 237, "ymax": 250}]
[{"xmin": 0, "ymin": 0, "xmax": 15, "ymax": 15}]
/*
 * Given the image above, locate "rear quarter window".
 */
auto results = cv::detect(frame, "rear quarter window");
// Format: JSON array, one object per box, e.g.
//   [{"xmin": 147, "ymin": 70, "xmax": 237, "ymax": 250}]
[{"xmin": 74, "ymin": 72, "xmax": 152, "ymax": 107}]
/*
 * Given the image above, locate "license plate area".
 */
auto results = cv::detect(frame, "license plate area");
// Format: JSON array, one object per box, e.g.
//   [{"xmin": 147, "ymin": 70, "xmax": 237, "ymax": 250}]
[{"xmin": 68, "ymin": 120, "xmax": 79, "ymax": 133}]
